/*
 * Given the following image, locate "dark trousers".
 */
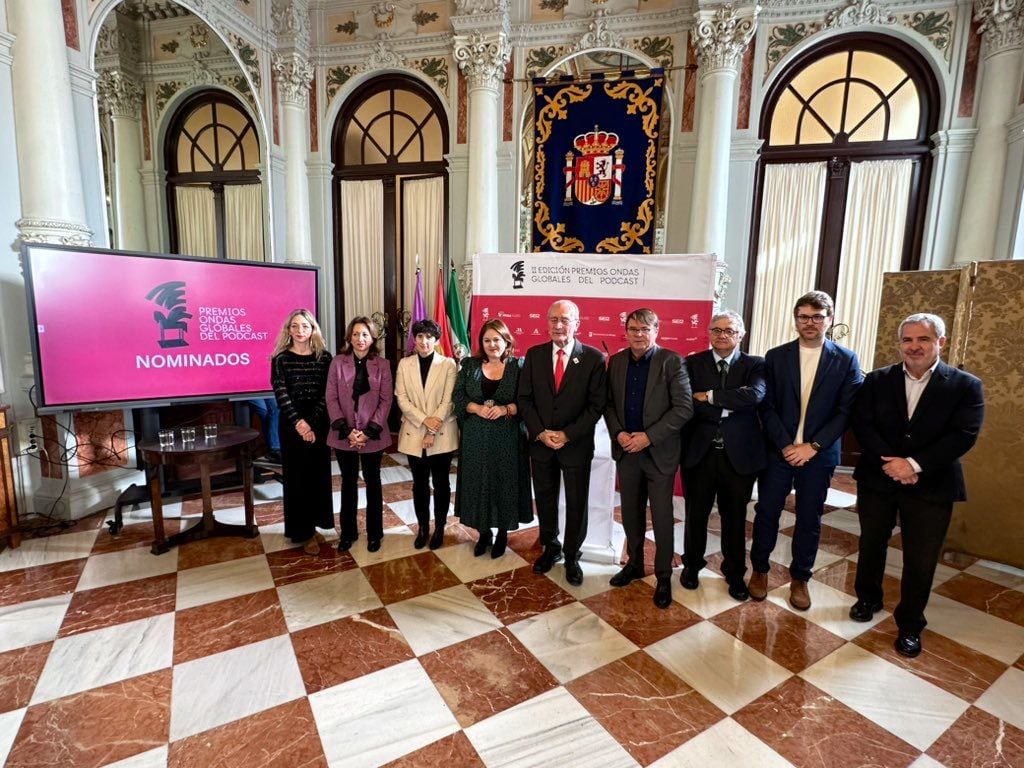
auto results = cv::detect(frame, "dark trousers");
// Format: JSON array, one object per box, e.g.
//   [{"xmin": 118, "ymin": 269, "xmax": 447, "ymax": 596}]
[
  {"xmin": 855, "ymin": 484, "xmax": 953, "ymax": 635},
  {"xmin": 336, "ymin": 449, "xmax": 383, "ymax": 541},
  {"xmin": 531, "ymin": 454, "xmax": 591, "ymax": 560},
  {"xmin": 750, "ymin": 453, "xmax": 834, "ymax": 582},
  {"xmin": 618, "ymin": 451, "xmax": 676, "ymax": 579},
  {"xmin": 408, "ymin": 451, "xmax": 453, "ymax": 528},
  {"xmin": 683, "ymin": 446, "xmax": 757, "ymax": 586}
]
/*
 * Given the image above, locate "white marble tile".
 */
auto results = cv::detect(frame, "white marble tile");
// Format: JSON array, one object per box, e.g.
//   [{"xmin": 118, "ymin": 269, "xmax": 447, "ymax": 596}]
[
  {"xmin": 818, "ymin": 508, "xmax": 861, "ymax": 536},
  {"xmin": 308, "ymin": 658, "xmax": 459, "ymax": 768},
  {"xmin": 975, "ymin": 667, "xmax": 1024, "ymax": 731},
  {"xmin": 465, "ymin": 686, "xmax": 639, "ymax": 768},
  {"xmin": 965, "ymin": 559, "xmax": 1024, "ymax": 591},
  {"xmin": 175, "ymin": 554, "xmax": 274, "ymax": 610},
  {"xmin": 103, "ymin": 745, "xmax": 170, "ymax": 768},
  {"xmin": 648, "ymin": 717, "xmax": 795, "ymax": 768},
  {"xmin": 0, "ymin": 529, "xmax": 98, "ymax": 573},
  {"xmin": 388, "ymin": 453, "xmax": 409, "ymax": 466},
  {"xmin": 673, "ymin": 520, "xmax": 721, "ymax": 560},
  {"xmin": 759, "ymin": 532, "xmax": 843, "ymax": 573},
  {"xmin": 77, "ymin": 546, "xmax": 179, "ymax": 591},
  {"xmin": 767, "ymin": 580, "xmax": 888, "ymax": 640},
  {"xmin": 380, "ymin": 465, "xmax": 414, "ymax": 484},
  {"xmin": 0, "ymin": 594, "xmax": 72, "ymax": 653},
  {"xmin": 646, "ymin": 622, "xmax": 791, "ymax": 715},
  {"xmin": 170, "ymin": 634, "xmax": 302, "ymax": 742},
  {"xmin": 509, "ymin": 602, "xmax": 637, "ymax": 683},
  {"xmin": 923, "ymin": 593, "xmax": 1024, "ymax": 664},
  {"xmin": 908, "ymin": 756, "xmax": 949, "ymax": 768},
  {"xmin": 346, "ymin": 526, "xmax": 419, "ymax": 567},
  {"xmin": 800, "ymin": 643, "xmax": 969, "ymax": 750},
  {"xmin": 825, "ymin": 487, "xmax": 857, "ymax": 508},
  {"xmin": 31, "ymin": 613, "xmax": 174, "ymax": 705},
  {"xmin": 668, "ymin": 571, "xmax": 738, "ymax": 619},
  {"xmin": 433, "ymin": 542, "xmax": 527, "ymax": 583},
  {"xmin": 387, "ymin": 584, "xmax": 502, "ymax": 655},
  {"xmin": 746, "ymin": 505, "xmax": 797, "ymax": 531},
  {"xmin": 848, "ymin": 547, "xmax": 958, "ymax": 587},
  {"xmin": 0, "ymin": 708, "xmax": 25, "ymax": 767},
  {"xmin": 258, "ymin": 523, "xmax": 294, "ymax": 554},
  {"xmin": 543, "ymin": 559, "xmax": 626, "ymax": 600},
  {"xmin": 385, "ymin": 498, "xmax": 418, "ymax": 525},
  {"xmin": 276, "ymin": 568, "xmax": 382, "ymax": 632}
]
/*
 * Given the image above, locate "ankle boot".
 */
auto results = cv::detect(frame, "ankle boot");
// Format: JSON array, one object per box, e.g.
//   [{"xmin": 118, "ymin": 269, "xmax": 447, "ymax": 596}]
[
  {"xmin": 491, "ymin": 528, "xmax": 508, "ymax": 558},
  {"xmin": 474, "ymin": 528, "xmax": 493, "ymax": 556}
]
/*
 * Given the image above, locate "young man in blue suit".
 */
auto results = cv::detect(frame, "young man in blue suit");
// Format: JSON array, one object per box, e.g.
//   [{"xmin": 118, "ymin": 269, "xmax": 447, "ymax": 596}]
[
  {"xmin": 848, "ymin": 313, "xmax": 984, "ymax": 657},
  {"xmin": 748, "ymin": 291, "xmax": 863, "ymax": 610}
]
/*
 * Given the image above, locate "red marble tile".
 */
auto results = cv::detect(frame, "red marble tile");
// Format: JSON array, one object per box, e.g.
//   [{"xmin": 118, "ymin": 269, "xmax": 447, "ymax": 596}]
[
  {"xmin": 59, "ymin": 573, "xmax": 177, "ymax": 638},
  {"xmin": 74, "ymin": 410, "xmax": 128, "ymax": 477},
  {"xmin": 266, "ymin": 545, "xmax": 357, "ymax": 587},
  {"xmin": 733, "ymin": 677, "xmax": 920, "ymax": 768},
  {"xmin": 353, "ymin": 504, "xmax": 405, "ymax": 533},
  {"xmin": 174, "ymin": 589, "xmax": 288, "ymax": 665},
  {"xmin": 422, "ymin": 520, "xmax": 477, "ymax": 548},
  {"xmin": 853, "ymin": 616, "xmax": 1008, "ymax": 703},
  {"xmin": 813, "ymin": 558, "xmax": 901, "ymax": 612},
  {"xmin": 940, "ymin": 550, "xmax": 977, "ymax": 571},
  {"xmin": 569, "ymin": 650, "xmax": 724, "ymax": 764},
  {"xmin": 736, "ymin": 43, "xmax": 753, "ymax": 130},
  {"xmin": 927, "ymin": 705, "xmax": 1024, "ymax": 767},
  {"xmin": 6, "ymin": 669, "xmax": 171, "ymax": 768},
  {"xmin": 180, "ymin": 490, "xmax": 249, "ymax": 516},
  {"xmin": 831, "ymin": 472, "xmax": 857, "ymax": 495},
  {"xmin": 505, "ymin": 528, "xmax": 543, "ymax": 560},
  {"xmin": 70, "ymin": 511, "xmax": 109, "ymax": 531},
  {"xmin": 0, "ymin": 642, "xmax": 51, "ymax": 713},
  {"xmin": 255, "ymin": 501, "xmax": 284, "ymax": 526},
  {"xmin": 1016, "ymin": 651, "xmax": 1024, "ymax": 671},
  {"xmin": 583, "ymin": 581, "xmax": 701, "ymax": 647},
  {"xmin": 168, "ymin": 697, "xmax": 327, "ymax": 767},
  {"xmin": 92, "ymin": 519, "xmax": 182, "ymax": 555},
  {"xmin": 468, "ymin": 566, "xmax": 576, "ymax": 624},
  {"xmin": 290, "ymin": 607, "xmax": 414, "ymax": 693},
  {"xmin": 935, "ymin": 572, "xmax": 1024, "ymax": 626},
  {"xmin": 711, "ymin": 600, "xmax": 847, "ymax": 673},
  {"xmin": 382, "ymin": 480, "xmax": 415, "ymax": 503},
  {"xmin": 176, "ymin": 534, "xmax": 265, "ymax": 571},
  {"xmin": 681, "ymin": 36, "xmax": 697, "ymax": 133},
  {"xmin": 778, "ymin": 523, "xmax": 859, "ymax": 557},
  {"xmin": 419, "ymin": 627, "xmax": 558, "ymax": 727},
  {"xmin": 958, "ymin": 15, "xmax": 982, "ymax": 118},
  {"xmin": 0, "ymin": 559, "xmax": 86, "ymax": 607},
  {"xmin": 888, "ymin": 531, "xmax": 904, "ymax": 551},
  {"xmin": 362, "ymin": 553, "xmax": 461, "ymax": 605},
  {"xmin": 381, "ymin": 731, "xmax": 483, "ymax": 767}
]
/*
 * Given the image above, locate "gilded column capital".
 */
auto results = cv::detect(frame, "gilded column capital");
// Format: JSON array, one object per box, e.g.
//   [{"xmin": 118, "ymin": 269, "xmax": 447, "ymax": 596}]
[
  {"xmin": 453, "ymin": 30, "xmax": 510, "ymax": 91},
  {"xmin": 273, "ymin": 52, "xmax": 314, "ymax": 106},
  {"xmin": 975, "ymin": 0, "xmax": 1024, "ymax": 56},
  {"xmin": 692, "ymin": 3, "xmax": 760, "ymax": 76},
  {"xmin": 96, "ymin": 70, "xmax": 144, "ymax": 119}
]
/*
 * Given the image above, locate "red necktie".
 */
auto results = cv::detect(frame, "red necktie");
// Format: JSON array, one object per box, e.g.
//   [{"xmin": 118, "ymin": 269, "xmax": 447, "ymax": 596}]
[{"xmin": 554, "ymin": 349, "xmax": 565, "ymax": 391}]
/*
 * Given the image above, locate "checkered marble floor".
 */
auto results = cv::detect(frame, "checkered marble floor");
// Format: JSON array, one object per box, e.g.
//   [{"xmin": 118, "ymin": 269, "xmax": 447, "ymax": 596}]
[{"xmin": 1, "ymin": 456, "xmax": 1023, "ymax": 768}]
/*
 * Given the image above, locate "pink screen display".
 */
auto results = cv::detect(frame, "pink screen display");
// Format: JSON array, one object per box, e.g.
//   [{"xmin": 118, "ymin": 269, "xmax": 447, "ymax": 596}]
[{"xmin": 26, "ymin": 246, "xmax": 318, "ymax": 408}]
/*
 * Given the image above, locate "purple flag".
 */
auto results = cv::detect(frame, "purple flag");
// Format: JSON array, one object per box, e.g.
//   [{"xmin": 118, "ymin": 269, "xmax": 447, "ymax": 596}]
[{"xmin": 406, "ymin": 268, "xmax": 427, "ymax": 353}]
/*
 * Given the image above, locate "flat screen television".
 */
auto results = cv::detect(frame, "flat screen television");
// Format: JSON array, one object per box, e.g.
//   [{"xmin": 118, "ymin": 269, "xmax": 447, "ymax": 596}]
[{"xmin": 22, "ymin": 244, "xmax": 320, "ymax": 413}]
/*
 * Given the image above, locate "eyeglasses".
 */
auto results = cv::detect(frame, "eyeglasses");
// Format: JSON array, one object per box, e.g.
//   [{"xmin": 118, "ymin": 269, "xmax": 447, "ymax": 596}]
[
  {"xmin": 626, "ymin": 326, "xmax": 653, "ymax": 335},
  {"xmin": 710, "ymin": 328, "xmax": 739, "ymax": 337},
  {"xmin": 795, "ymin": 314, "xmax": 828, "ymax": 324}
]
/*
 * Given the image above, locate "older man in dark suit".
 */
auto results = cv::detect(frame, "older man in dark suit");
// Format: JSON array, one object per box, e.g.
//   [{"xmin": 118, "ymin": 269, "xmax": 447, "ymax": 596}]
[
  {"xmin": 848, "ymin": 313, "xmax": 984, "ymax": 657},
  {"xmin": 518, "ymin": 299, "xmax": 607, "ymax": 586},
  {"xmin": 681, "ymin": 310, "xmax": 766, "ymax": 602},
  {"xmin": 605, "ymin": 308, "xmax": 692, "ymax": 608}
]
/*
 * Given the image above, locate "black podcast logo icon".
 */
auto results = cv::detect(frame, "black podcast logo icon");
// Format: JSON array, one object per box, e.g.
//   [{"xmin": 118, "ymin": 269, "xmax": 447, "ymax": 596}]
[
  {"xmin": 146, "ymin": 281, "xmax": 193, "ymax": 348},
  {"xmin": 511, "ymin": 260, "xmax": 525, "ymax": 290}
]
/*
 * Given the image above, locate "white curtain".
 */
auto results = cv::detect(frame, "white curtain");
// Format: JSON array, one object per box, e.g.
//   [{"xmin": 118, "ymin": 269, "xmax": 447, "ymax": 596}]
[
  {"xmin": 340, "ymin": 179, "xmax": 385, "ymax": 321},
  {"xmin": 402, "ymin": 176, "xmax": 444, "ymax": 317},
  {"xmin": 749, "ymin": 162, "xmax": 828, "ymax": 354},
  {"xmin": 224, "ymin": 184, "xmax": 265, "ymax": 261},
  {"xmin": 834, "ymin": 159, "xmax": 913, "ymax": 369},
  {"xmin": 175, "ymin": 186, "xmax": 216, "ymax": 258}
]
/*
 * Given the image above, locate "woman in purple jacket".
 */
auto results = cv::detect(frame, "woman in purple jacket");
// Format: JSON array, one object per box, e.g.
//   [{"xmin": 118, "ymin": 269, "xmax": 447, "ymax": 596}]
[{"xmin": 326, "ymin": 316, "xmax": 394, "ymax": 552}]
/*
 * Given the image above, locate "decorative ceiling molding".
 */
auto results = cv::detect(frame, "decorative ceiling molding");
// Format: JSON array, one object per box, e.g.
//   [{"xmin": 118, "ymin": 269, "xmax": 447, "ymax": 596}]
[
  {"xmin": 573, "ymin": 10, "xmax": 624, "ymax": 51},
  {"xmin": 693, "ymin": 4, "xmax": 760, "ymax": 74},
  {"xmin": 975, "ymin": 0, "xmax": 1024, "ymax": 55},
  {"xmin": 823, "ymin": 0, "xmax": 896, "ymax": 28},
  {"xmin": 453, "ymin": 30, "xmax": 511, "ymax": 90}
]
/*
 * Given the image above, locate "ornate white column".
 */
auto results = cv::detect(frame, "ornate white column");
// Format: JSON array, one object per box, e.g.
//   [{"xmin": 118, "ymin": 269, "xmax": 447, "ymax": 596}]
[
  {"xmin": 273, "ymin": 52, "xmax": 315, "ymax": 264},
  {"xmin": 687, "ymin": 3, "xmax": 758, "ymax": 258},
  {"xmin": 454, "ymin": 30, "xmax": 510, "ymax": 259},
  {"xmin": 954, "ymin": 0, "xmax": 1024, "ymax": 262},
  {"xmin": 8, "ymin": 0, "xmax": 91, "ymax": 245},
  {"xmin": 98, "ymin": 70, "xmax": 148, "ymax": 251}
]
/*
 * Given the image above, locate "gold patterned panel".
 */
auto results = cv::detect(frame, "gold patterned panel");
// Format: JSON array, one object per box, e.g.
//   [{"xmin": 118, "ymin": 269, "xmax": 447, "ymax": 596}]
[
  {"xmin": 872, "ymin": 268, "xmax": 963, "ymax": 370},
  {"xmin": 948, "ymin": 260, "xmax": 1024, "ymax": 569}
]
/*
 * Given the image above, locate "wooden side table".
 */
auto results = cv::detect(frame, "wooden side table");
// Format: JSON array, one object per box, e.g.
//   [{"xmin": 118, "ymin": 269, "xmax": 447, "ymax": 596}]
[
  {"xmin": 0, "ymin": 405, "xmax": 19, "ymax": 549},
  {"xmin": 137, "ymin": 426, "xmax": 259, "ymax": 555}
]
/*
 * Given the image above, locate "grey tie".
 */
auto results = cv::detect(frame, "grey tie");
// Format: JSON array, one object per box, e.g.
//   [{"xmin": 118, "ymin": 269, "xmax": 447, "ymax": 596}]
[{"xmin": 718, "ymin": 358, "xmax": 729, "ymax": 388}]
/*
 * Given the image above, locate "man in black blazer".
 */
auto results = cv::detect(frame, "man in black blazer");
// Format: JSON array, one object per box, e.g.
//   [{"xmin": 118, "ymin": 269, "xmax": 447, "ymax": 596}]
[
  {"xmin": 681, "ymin": 310, "xmax": 766, "ymax": 602},
  {"xmin": 849, "ymin": 313, "xmax": 984, "ymax": 658},
  {"xmin": 518, "ymin": 299, "xmax": 607, "ymax": 586},
  {"xmin": 605, "ymin": 308, "xmax": 693, "ymax": 608}
]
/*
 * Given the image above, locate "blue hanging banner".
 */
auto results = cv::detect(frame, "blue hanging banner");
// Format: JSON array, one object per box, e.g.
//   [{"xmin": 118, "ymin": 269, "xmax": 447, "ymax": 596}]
[{"xmin": 532, "ymin": 70, "xmax": 664, "ymax": 254}]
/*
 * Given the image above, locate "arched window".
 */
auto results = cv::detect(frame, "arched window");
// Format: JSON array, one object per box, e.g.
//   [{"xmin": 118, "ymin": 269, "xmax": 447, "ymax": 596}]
[
  {"xmin": 332, "ymin": 75, "xmax": 448, "ymax": 359},
  {"xmin": 746, "ymin": 34, "xmax": 938, "ymax": 364},
  {"xmin": 165, "ymin": 90, "xmax": 263, "ymax": 260}
]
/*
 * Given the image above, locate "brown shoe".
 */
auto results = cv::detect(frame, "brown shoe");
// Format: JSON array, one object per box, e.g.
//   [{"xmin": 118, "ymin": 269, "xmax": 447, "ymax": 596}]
[
  {"xmin": 789, "ymin": 579, "xmax": 811, "ymax": 611},
  {"xmin": 748, "ymin": 571, "xmax": 768, "ymax": 601}
]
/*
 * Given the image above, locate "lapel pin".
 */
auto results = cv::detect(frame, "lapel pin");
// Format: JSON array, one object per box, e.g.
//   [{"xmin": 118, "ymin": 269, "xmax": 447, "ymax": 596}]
[{"xmin": 572, "ymin": 357, "xmax": 579, "ymax": 365}]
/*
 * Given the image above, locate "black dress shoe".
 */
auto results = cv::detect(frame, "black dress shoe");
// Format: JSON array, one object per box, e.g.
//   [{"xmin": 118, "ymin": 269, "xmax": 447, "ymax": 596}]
[
  {"xmin": 895, "ymin": 631, "xmax": 922, "ymax": 658},
  {"xmin": 680, "ymin": 569, "xmax": 699, "ymax": 590},
  {"xmin": 849, "ymin": 599, "xmax": 883, "ymax": 622},
  {"xmin": 413, "ymin": 529, "xmax": 429, "ymax": 549},
  {"xmin": 728, "ymin": 583, "xmax": 750, "ymax": 602},
  {"xmin": 653, "ymin": 577, "xmax": 672, "ymax": 609},
  {"xmin": 367, "ymin": 539, "xmax": 382, "ymax": 553},
  {"xmin": 609, "ymin": 564, "xmax": 644, "ymax": 588},
  {"xmin": 337, "ymin": 538, "xmax": 353, "ymax": 552},
  {"xmin": 490, "ymin": 529, "xmax": 507, "ymax": 559},
  {"xmin": 532, "ymin": 546, "xmax": 563, "ymax": 574},
  {"xmin": 564, "ymin": 558, "xmax": 583, "ymax": 586},
  {"xmin": 474, "ymin": 529, "xmax": 492, "ymax": 557},
  {"xmin": 429, "ymin": 526, "xmax": 445, "ymax": 550}
]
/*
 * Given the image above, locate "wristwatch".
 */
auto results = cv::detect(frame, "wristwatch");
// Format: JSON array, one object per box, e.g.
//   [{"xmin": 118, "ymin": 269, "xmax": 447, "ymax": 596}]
[{"xmin": 810, "ymin": 441, "xmax": 822, "ymax": 452}]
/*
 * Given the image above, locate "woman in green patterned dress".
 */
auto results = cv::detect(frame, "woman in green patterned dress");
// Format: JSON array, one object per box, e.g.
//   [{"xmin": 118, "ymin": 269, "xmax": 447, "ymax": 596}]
[{"xmin": 454, "ymin": 319, "xmax": 533, "ymax": 557}]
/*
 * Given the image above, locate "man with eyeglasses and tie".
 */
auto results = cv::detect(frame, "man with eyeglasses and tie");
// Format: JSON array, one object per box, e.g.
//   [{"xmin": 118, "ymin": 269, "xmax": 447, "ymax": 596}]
[
  {"xmin": 519, "ymin": 299, "xmax": 607, "ymax": 586},
  {"xmin": 748, "ymin": 291, "xmax": 863, "ymax": 610},
  {"xmin": 680, "ymin": 310, "xmax": 766, "ymax": 602}
]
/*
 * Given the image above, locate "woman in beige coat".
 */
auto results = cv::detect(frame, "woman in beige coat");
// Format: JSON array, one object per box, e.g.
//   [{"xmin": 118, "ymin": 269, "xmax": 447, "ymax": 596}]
[{"xmin": 395, "ymin": 319, "xmax": 459, "ymax": 549}]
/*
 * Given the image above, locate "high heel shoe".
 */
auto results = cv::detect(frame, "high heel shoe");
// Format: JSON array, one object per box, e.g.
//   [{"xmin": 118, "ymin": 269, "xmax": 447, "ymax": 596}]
[
  {"xmin": 490, "ymin": 529, "xmax": 507, "ymax": 559},
  {"xmin": 474, "ymin": 529, "xmax": 493, "ymax": 557},
  {"xmin": 429, "ymin": 525, "xmax": 445, "ymax": 550}
]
